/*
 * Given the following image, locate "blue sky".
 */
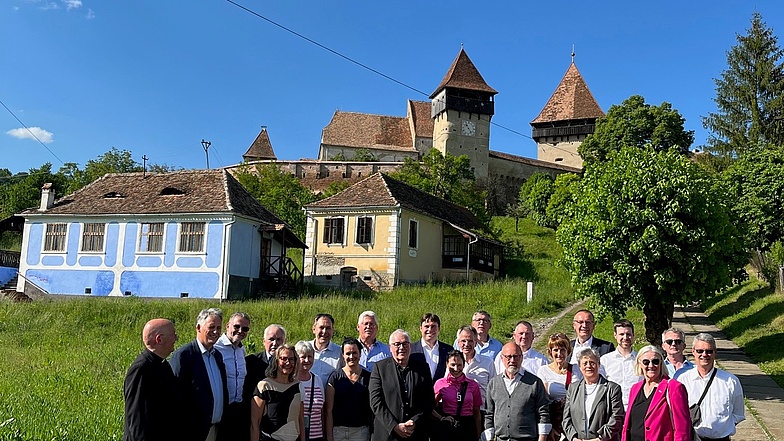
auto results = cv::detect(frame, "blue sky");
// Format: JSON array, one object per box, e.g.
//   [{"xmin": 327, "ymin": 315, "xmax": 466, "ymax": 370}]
[{"xmin": 3, "ymin": 1, "xmax": 783, "ymax": 174}]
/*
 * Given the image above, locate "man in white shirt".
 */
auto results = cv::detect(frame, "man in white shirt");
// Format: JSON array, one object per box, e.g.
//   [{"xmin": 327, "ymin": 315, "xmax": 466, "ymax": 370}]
[
  {"xmin": 310, "ymin": 313, "xmax": 341, "ymax": 382},
  {"xmin": 456, "ymin": 325, "xmax": 495, "ymax": 411},
  {"xmin": 454, "ymin": 310, "xmax": 503, "ymax": 361},
  {"xmin": 570, "ymin": 309, "xmax": 614, "ymax": 363},
  {"xmin": 662, "ymin": 327, "xmax": 694, "ymax": 379},
  {"xmin": 410, "ymin": 313, "xmax": 452, "ymax": 382},
  {"xmin": 214, "ymin": 311, "xmax": 250, "ymax": 441},
  {"xmin": 493, "ymin": 320, "xmax": 548, "ymax": 376},
  {"xmin": 680, "ymin": 333, "xmax": 745, "ymax": 441},
  {"xmin": 599, "ymin": 319, "xmax": 641, "ymax": 409}
]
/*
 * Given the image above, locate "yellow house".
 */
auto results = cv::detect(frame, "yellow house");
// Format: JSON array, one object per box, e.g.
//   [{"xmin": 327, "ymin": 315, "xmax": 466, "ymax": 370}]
[{"xmin": 303, "ymin": 173, "xmax": 503, "ymax": 290}]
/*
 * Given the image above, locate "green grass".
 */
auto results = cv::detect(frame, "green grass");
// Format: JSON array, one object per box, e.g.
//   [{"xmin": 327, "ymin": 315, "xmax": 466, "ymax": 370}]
[
  {"xmin": 0, "ymin": 216, "xmax": 577, "ymax": 440},
  {"xmin": 701, "ymin": 277, "xmax": 784, "ymax": 388}
]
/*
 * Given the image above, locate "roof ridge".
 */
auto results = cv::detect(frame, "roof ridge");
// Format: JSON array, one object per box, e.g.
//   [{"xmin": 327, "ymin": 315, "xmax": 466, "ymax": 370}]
[{"xmin": 220, "ymin": 169, "xmax": 233, "ymax": 212}]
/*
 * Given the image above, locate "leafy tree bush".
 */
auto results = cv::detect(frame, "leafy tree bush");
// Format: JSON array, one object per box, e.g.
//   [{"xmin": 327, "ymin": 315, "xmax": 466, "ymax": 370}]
[
  {"xmin": 557, "ymin": 147, "xmax": 746, "ymax": 344},
  {"xmin": 544, "ymin": 173, "xmax": 581, "ymax": 230},
  {"xmin": 517, "ymin": 173, "xmax": 554, "ymax": 227}
]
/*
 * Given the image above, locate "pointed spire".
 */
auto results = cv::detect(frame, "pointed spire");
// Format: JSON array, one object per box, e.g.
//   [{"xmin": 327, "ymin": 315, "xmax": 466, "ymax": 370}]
[
  {"xmin": 531, "ymin": 62, "xmax": 604, "ymax": 124},
  {"xmin": 430, "ymin": 48, "xmax": 497, "ymax": 98},
  {"xmin": 242, "ymin": 126, "xmax": 277, "ymax": 161}
]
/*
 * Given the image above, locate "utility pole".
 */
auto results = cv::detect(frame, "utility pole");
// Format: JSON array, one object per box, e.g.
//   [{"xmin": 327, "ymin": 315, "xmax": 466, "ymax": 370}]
[
  {"xmin": 201, "ymin": 139, "xmax": 211, "ymax": 169},
  {"xmin": 141, "ymin": 155, "xmax": 149, "ymax": 177}
]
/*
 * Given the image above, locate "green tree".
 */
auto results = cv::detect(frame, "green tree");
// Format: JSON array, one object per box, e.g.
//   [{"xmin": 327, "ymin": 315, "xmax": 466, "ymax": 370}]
[
  {"xmin": 517, "ymin": 173, "xmax": 554, "ymax": 227},
  {"xmin": 722, "ymin": 146, "xmax": 784, "ymax": 251},
  {"xmin": 234, "ymin": 163, "xmax": 317, "ymax": 238},
  {"xmin": 0, "ymin": 164, "xmax": 67, "ymax": 218},
  {"xmin": 544, "ymin": 173, "xmax": 581, "ymax": 230},
  {"xmin": 579, "ymin": 95, "xmax": 694, "ymax": 164},
  {"xmin": 391, "ymin": 149, "xmax": 491, "ymax": 231},
  {"xmin": 557, "ymin": 147, "xmax": 745, "ymax": 344},
  {"xmin": 703, "ymin": 12, "xmax": 784, "ymax": 162},
  {"xmin": 58, "ymin": 147, "xmax": 144, "ymax": 194}
]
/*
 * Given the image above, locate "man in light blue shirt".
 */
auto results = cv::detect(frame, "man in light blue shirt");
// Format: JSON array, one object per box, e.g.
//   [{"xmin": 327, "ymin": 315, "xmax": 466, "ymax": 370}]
[
  {"xmin": 356, "ymin": 310, "xmax": 390, "ymax": 371},
  {"xmin": 662, "ymin": 327, "xmax": 694, "ymax": 379},
  {"xmin": 215, "ymin": 311, "xmax": 250, "ymax": 441},
  {"xmin": 311, "ymin": 313, "xmax": 341, "ymax": 382},
  {"xmin": 453, "ymin": 310, "xmax": 503, "ymax": 361}
]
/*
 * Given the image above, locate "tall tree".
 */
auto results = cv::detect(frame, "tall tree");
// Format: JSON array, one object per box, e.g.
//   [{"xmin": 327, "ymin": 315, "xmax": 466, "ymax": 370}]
[
  {"xmin": 234, "ymin": 163, "xmax": 317, "ymax": 238},
  {"xmin": 557, "ymin": 147, "xmax": 745, "ymax": 344},
  {"xmin": 391, "ymin": 149, "xmax": 490, "ymax": 231},
  {"xmin": 517, "ymin": 173, "xmax": 554, "ymax": 228},
  {"xmin": 0, "ymin": 164, "xmax": 67, "ymax": 218},
  {"xmin": 703, "ymin": 12, "xmax": 784, "ymax": 161},
  {"xmin": 579, "ymin": 95, "xmax": 694, "ymax": 165}
]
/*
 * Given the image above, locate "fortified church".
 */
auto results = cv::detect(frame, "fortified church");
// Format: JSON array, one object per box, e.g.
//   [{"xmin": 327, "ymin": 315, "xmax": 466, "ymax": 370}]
[{"xmin": 226, "ymin": 49, "xmax": 604, "ymax": 209}]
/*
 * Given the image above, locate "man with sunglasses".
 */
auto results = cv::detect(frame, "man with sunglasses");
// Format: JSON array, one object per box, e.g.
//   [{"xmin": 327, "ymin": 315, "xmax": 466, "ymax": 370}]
[
  {"xmin": 680, "ymin": 333, "xmax": 745, "ymax": 441},
  {"xmin": 661, "ymin": 327, "xmax": 694, "ymax": 379},
  {"xmin": 215, "ymin": 311, "xmax": 251, "ymax": 441}
]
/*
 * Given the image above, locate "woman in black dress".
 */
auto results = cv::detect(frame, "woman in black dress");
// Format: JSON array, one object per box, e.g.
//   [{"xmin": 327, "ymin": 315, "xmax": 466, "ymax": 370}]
[
  {"xmin": 324, "ymin": 338, "xmax": 373, "ymax": 441},
  {"xmin": 251, "ymin": 344, "xmax": 305, "ymax": 441}
]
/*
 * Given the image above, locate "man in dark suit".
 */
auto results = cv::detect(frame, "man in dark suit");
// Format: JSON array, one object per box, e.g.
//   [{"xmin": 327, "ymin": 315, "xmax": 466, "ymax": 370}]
[
  {"xmin": 370, "ymin": 329, "xmax": 435, "ymax": 441},
  {"xmin": 123, "ymin": 318, "xmax": 180, "ymax": 441},
  {"xmin": 170, "ymin": 308, "xmax": 229, "ymax": 441},
  {"xmin": 570, "ymin": 309, "xmax": 615, "ymax": 363},
  {"xmin": 410, "ymin": 312, "xmax": 452, "ymax": 383},
  {"xmin": 243, "ymin": 324, "xmax": 285, "ymax": 408}
]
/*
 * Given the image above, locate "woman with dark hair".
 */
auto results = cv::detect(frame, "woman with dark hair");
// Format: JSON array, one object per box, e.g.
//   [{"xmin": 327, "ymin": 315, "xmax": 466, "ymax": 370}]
[
  {"xmin": 622, "ymin": 345, "xmax": 690, "ymax": 441},
  {"xmin": 431, "ymin": 350, "xmax": 482, "ymax": 441},
  {"xmin": 251, "ymin": 344, "xmax": 305, "ymax": 441},
  {"xmin": 325, "ymin": 338, "xmax": 373, "ymax": 441},
  {"xmin": 563, "ymin": 348, "xmax": 624, "ymax": 441}
]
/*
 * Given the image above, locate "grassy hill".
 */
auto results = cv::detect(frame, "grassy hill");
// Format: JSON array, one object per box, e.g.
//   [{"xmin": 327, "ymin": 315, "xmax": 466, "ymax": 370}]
[{"xmin": 0, "ymin": 217, "xmax": 577, "ymax": 440}]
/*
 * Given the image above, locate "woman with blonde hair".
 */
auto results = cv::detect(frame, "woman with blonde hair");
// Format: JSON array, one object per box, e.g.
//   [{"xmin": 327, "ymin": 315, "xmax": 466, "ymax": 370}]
[
  {"xmin": 537, "ymin": 333, "xmax": 582, "ymax": 441},
  {"xmin": 621, "ymin": 345, "xmax": 690, "ymax": 441}
]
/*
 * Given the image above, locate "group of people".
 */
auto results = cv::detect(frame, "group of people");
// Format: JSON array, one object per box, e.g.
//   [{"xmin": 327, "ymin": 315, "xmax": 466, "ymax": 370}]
[{"xmin": 123, "ymin": 308, "xmax": 746, "ymax": 441}]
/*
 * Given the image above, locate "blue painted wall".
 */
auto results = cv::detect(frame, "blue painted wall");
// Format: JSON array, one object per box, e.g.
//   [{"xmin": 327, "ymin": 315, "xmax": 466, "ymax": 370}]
[
  {"xmin": 25, "ymin": 269, "xmax": 115, "ymax": 296},
  {"xmin": 0, "ymin": 267, "xmax": 16, "ymax": 286},
  {"xmin": 120, "ymin": 270, "xmax": 219, "ymax": 297}
]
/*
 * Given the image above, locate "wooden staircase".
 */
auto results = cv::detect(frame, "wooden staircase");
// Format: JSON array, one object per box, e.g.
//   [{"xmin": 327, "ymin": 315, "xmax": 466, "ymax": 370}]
[{"xmin": 259, "ymin": 255, "xmax": 303, "ymax": 296}]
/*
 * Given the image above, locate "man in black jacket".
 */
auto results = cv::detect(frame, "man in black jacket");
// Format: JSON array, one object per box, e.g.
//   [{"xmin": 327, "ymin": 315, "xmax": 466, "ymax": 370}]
[
  {"xmin": 170, "ymin": 308, "xmax": 229, "ymax": 441},
  {"xmin": 570, "ymin": 309, "xmax": 615, "ymax": 363},
  {"xmin": 123, "ymin": 318, "xmax": 180, "ymax": 441}
]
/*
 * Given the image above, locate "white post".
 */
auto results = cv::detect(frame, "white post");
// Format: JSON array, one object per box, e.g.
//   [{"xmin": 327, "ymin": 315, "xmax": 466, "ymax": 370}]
[{"xmin": 527, "ymin": 281, "xmax": 533, "ymax": 303}]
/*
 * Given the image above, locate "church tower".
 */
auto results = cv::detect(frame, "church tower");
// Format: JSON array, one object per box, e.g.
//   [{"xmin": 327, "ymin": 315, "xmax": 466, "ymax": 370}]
[
  {"xmin": 431, "ymin": 49, "xmax": 497, "ymax": 179},
  {"xmin": 531, "ymin": 59, "xmax": 604, "ymax": 169}
]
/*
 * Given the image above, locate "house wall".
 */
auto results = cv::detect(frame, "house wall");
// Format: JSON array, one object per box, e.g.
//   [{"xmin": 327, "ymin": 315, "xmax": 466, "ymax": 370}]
[
  {"xmin": 304, "ymin": 210, "xmax": 398, "ymax": 290},
  {"xmin": 0, "ymin": 267, "xmax": 16, "ymax": 286},
  {"xmin": 536, "ymin": 135, "xmax": 584, "ymax": 169},
  {"xmin": 318, "ymin": 145, "xmax": 419, "ymax": 162},
  {"xmin": 397, "ymin": 211, "xmax": 444, "ymax": 284},
  {"xmin": 18, "ymin": 216, "xmax": 232, "ymax": 298}
]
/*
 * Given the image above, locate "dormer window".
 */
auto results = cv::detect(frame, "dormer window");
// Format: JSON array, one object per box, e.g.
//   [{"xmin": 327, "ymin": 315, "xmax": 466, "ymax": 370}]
[
  {"xmin": 103, "ymin": 191, "xmax": 125, "ymax": 199},
  {"xmin": 160, "ymin": 187, "xmax": 185, "ymax": 196}
]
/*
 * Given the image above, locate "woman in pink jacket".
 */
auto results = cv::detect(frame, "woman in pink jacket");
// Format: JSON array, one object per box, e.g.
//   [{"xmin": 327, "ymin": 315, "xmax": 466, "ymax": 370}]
[{"xmin": 622, "ymin": 345, "xmax": 690, "ymax": 441}]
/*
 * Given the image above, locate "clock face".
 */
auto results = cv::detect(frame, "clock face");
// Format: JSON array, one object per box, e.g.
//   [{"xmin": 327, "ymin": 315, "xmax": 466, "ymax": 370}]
[{"xmin": 461, "ymin": 120, "xmax": 476, "ymax": 136}]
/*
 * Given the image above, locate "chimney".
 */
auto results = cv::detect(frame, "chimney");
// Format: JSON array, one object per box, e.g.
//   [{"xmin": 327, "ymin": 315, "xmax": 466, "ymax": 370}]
[{"xmin": 39, "ymin": 183, "xmax": 55, "ymax": 211}]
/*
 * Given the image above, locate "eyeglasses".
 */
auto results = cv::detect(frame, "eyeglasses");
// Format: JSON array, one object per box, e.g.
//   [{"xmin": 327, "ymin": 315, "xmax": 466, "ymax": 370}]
[
  {"xmin": 641, "ymin": 358, "xmax": 661, "ymax": 366},
  {"xmin": 664, "ymin": 339, "xmax": 683, "ymax": 346},
  {"xmin": 694, "ymin": 349, "xmax": 715, "ymax": 355},
  {"xmin": 391, "ymin": 341, "xmax": 410, "ymax": 348},
  {"xmin": 233, "ymin": 324, "xmax": 250, "ymax": 332},
  {"xmin": 279, "ymin": 357, "xmax": 296, "ymax": 363},
  {"xmin": 573, "ymin": 320, "xmax": 594, "ymax": 326},
  {"xmin": 501, "ymin": 354, "xmax": 522, "ymax": 361},
  {"xmin": 472, "ymin": 318, "xmax": 490, "ymax": 323}
]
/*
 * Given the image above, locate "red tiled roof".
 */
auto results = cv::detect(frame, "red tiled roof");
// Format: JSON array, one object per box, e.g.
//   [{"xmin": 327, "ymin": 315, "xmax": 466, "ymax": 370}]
[
  {"xmin": 306, "ymin": 173, "xmax": 485, "ymax": 233},
  {"xmin": 321, "ymin": 111, "xmax": 416, "ymax": 152},
  {"xmin": 243, "ymin": 127, "xmax": 277, "ymax": 161},
  {"xmin": 20, "ymin": 170, "xmax": 288, "ymax": 227},
  {"xmin": 408, "ymin": 100, "xmax": 434, "ymax": 139},
  {"xmin": 531, "ymin": 63, "xmax": 604, "ymax": 124},
  {"xmin": 430, "ymin": 49, "xmax": 498, "ymax": 98}
]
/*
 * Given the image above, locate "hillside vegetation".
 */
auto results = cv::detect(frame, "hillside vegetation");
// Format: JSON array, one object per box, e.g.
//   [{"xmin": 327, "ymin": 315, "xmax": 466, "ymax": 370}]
[{"xmin": 0, "ymin": 217, "xmax": 576, "ymax": 440}]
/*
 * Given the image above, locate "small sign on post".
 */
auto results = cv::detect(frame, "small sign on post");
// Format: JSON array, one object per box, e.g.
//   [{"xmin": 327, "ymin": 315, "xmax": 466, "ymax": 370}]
[{"xmin": 527, "ymin": 281, "xmax": 533, "ymax": 303}]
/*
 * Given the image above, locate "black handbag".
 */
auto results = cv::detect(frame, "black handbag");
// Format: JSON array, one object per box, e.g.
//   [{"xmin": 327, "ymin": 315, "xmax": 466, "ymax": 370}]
[{"xmin": 690, "ymin": 368, "xmax": 717, "ymax": 426}]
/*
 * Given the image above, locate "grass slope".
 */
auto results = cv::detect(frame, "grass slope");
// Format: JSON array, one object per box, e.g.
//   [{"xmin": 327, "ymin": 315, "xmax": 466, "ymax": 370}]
[{"xmin": 0, "ymin": 217, "xmax": 576, "ymax": 440}]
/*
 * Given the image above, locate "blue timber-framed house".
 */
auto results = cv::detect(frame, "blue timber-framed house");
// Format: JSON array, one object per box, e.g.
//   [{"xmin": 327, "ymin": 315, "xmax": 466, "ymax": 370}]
[{"xmin": 17, "ymin": 170, "xmax": 305, "ymax": 299}]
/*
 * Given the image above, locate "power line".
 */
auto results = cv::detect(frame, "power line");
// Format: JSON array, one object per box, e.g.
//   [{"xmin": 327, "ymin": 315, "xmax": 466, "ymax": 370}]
[
  {"xmin": 223, "ymin": 1, "xmax": 589, "ymax": 159},
  {"xmin": 0, "ymin": 98, "xmax": 65, "ymax": 165}
]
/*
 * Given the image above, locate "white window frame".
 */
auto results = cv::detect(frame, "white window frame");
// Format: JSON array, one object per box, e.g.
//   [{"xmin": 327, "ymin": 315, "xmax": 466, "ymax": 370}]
[
  {"xmin": 138, "ymin": 222, "xmax": 165, "ymax": 253},
  {"xmin": 80, "ymin": 222, "xmax": 106, "ymax": 253},
  {"xmin": 408, "ymin": 219, "xmax": 419, "ymax": 249},
  {"xmin": 178, "ymin": 222, "xmax": 206, "ymax": 253},
  {"xmin": 43, "ymin": 223, "xmax": 68, "ymax": 252},
  {"xmin": 323, "ymin": 217, "xmax": 346, "ymax": 245},
  {"xmin": 354, "ymin": 215, "xmax": 374, "ymax": 245}
]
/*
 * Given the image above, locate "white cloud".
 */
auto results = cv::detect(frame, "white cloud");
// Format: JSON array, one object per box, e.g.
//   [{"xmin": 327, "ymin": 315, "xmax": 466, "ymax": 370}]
[
  {"xmin": 63, "ymin": 0, "xmax": 81, "ymax": 9},
  {"xmin": 6, "ymin": 127, "xmax": 54, "ymax": 143},
  {"xmin": 37, "ymin": 2, "xmax": 60, "ymax": 10},
  {"xmin": 85, "ymin": 8, "xmax": 94, "ymax": 19}
]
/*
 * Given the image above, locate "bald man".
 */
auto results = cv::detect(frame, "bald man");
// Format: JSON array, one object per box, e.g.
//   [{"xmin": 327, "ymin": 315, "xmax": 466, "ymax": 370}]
[{"xmin": 123, "ymin": 319, "xmax": 181, "ymax": 441}]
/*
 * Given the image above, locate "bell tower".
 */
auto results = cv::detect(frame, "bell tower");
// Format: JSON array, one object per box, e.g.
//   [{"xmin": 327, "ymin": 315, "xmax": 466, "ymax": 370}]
[{"xmin": 431, "ymin": 49, "xmax": 497, "ymax": 179}]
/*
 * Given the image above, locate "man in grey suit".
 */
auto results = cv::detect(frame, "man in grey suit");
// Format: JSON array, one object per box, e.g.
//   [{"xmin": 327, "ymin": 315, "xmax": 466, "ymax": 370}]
[{"xmin": 484, "ymin": 342, "xmax": 551, "ymax": 441}]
